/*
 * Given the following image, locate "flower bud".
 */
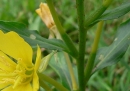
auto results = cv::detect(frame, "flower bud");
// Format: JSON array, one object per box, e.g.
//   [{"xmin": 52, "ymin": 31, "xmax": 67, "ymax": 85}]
[{"xmin": 36, "ymin": 3, "xmax": 55, "ymax": 28}]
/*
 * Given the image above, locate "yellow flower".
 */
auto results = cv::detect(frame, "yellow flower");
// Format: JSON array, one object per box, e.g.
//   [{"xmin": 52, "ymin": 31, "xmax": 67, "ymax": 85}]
[
  {"xmin": 0, "ymin": 31, "xmax": 41, "ymax": 91},
  {"xmin": 36, "ymin": 3, "xmax": 55, "ymax": 29}
]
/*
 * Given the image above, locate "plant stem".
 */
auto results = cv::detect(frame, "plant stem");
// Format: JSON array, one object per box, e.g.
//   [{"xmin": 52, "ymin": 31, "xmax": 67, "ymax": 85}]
[
  {"xmin": 38, "ymin": 73, "xmax": 69, "ymax": 91},
  {"xmin": 84, "ymin": 21, "xmax": 104, "ymax": 84},
  {"xmin": 46, "ymin": 0, "xmax": 78, "ymax": 58},
  {"xmin": 103, "ymin": 0, "xmax": 113, "ymax": 7},
  {"xmin": 51, "ymin": 25, "xmax": 79, "ymax": 91},
  {"xmin": 76, "ymin": 0, "xmax": 86, "ymax": 91},
  {"xmin": 77, "ymin": 30, "xmax": 86, "ymax": 91},
  {"xmin": 85, "ymin": 0, "xmax": 113, "ymax": 28},
  {"xmin": 39, "ymin": 79, "xmax": 52, "ymax": 91},
  {"xmin": 84, "ymin": 0, "xmax": 113, "ymax": 85},
  {"xmin": 64, "ymin": 52, "xmax": 79, "ymax": 91}
]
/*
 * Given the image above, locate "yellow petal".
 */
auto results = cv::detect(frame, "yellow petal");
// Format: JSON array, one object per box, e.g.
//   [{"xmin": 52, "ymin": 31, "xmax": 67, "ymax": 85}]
[
  {"xmin": 33, "ymin": 71, "xmax": 39, "ymax": 91},
  {"xmin": 0, "ymin": 83, "xmax": 11, "ymax": 90},
  {"xmin": 1, "ymin": 85, "xmax": 12, "ymax": 91},
  {"xmin": 2, "ymin": 84, "xmax": 32, "ymax": 91},
  {"xmin": 0, "ymin": 51, "xmax": 16, "ymax": 72},
  {"xmin": 0, "ymin": 31, "xmax": 33, "ymax": 66},
  {"xmin": 34, "ymin": 46, "xmax": 41, "ymax": 71},
  {"xmin": 35, "ymin": 8, "xmax": 42, "ymax": 20}
]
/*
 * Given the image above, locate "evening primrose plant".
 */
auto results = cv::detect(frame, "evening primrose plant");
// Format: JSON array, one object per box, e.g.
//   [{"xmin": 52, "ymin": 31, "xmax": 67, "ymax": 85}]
[
  {"xmin": 0, "ymin": 31, "xmax": 55, "ymax": 91},
  {"xmin": 0, "ymin": 31, "xmax": 40, "ymax": 91},
  {"xmin": 0, "ymin": 0, "xmax": 130, "ymax": 91}
]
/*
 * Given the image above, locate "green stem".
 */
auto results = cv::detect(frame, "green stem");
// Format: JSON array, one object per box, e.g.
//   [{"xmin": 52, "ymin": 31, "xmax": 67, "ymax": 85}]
[
  {"xmin": 76, "ymin": 0, "xmax": 86, "ymax": 91},
  {"xmin": 51, "ymin": 25, "xmax": 79, "ymax": 90},
  {"xmin": 84, "ymin": 21, "xmax": 104, "ymax": 84},
  {"xmin": 77, "ymin": 30, "xmax": 86, "ymax": 91},
  {"xmin": 38, "ymin": 73, "xmax": 69, "ymax": 91},
  {"xmin": 64, "ymin": 52, "xmax": 78, "ymax": 91},
  {"xmin": 76, "ymin": 0, "xmax": 85, "ymax": 32},
  {"xmin": 46, "ymin": 0, "xmax": 78, "ymax": 58},
  {"xmin": 39, "ymin": 79, "xmax": 52, "ymax": 91},
  {"xmin": 85, "ymin": 0, "xmax": 113, "ymax": 28}
]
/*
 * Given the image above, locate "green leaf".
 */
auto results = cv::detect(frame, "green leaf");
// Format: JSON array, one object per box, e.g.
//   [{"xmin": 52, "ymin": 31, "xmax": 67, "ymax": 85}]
[
  {"xmin": 120, "ymin": 46, "xmax": 130, "ymax": 70},
  {"xmin": 93, "ymin": 19, "xmax": 130, "ymax": 73},
  {"xmin": 49, "ymin": 52, "xmax": 78, "ymax": 91},
  {"xmin": 90, "ymin": 2, "xmax": 130, "ymax": 26},
  {"xmin": 0, "ymin": 21, "xmax": 69, "ymax": 52}
]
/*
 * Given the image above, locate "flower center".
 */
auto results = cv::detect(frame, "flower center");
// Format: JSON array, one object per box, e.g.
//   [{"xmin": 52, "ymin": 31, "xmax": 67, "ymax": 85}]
[
  {"xmin": 0, "ymin": 56, "xmax": 34, "ymax": 89},
  {"xmin": 13, "ymin": 60, "xmax": 34, "ymax": 88}
]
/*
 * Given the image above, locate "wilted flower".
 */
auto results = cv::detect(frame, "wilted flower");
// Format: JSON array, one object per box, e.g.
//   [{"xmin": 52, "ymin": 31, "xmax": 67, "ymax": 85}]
[
  {"xmin": 36, "ymin": 3, "xmax": 55, "ymax": 29},
  {"xmin": 36, "ymin": 3, "xmax": 61, "ymax": 39},
  {"xmin": 0, "ymin": 31, "xmax": 41, "ymax": 91}
]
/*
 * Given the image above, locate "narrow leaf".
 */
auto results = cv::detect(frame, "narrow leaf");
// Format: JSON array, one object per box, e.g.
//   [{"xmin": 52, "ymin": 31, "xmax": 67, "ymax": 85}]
[
  {"xmin": 49, "ymin": 52, "xmax": 76, "ymax": 91},
  {"xmin": 90, "ymin": 2, "xmax": 130, "ymax": 26},
  {"xmin": 93, "ymin": 19, "xmax": 130, "ymax": 73},
  {"xmin": 0, "ymin": 21, "xmax": 69, "ymax": 52}
]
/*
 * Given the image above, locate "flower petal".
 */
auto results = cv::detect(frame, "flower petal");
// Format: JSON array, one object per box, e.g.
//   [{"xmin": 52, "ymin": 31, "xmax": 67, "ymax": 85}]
[
  {"xmin": 33, "ymin": 71, "xmax": 39, "ymax": 91},
  {"xmin": 2, "ymin": 84, "xmax": 32, "ymax": 91},
  {"xmin": 0, "ymin": 84, "xmax": 11, "ymax": 90},
  {"xmin": 36, "ymin": 3, "xmax": 54, "ymax": 28},
  {"xmin": 0, "ymin": 51, "xmax": 16, "ymax": 72},
  {"xmin": 0, "ymin": 31, "xmax": 33, "ymax": 66},
  {"xmin": 34, "ymin": 46, "xmax": 41, "ymax": 71}
]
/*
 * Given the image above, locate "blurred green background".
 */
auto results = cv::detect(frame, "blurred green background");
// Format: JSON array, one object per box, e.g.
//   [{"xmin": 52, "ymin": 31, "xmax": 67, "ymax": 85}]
[{"xmin": 0, "ymin": 0, "xmax": 130, "ymax": 91}]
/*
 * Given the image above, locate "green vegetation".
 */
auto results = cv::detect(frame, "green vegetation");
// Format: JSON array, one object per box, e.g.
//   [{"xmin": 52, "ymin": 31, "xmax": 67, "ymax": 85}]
[{"xmin": 0, "ymin": 0, "xmax": 130, "ymax": 91}]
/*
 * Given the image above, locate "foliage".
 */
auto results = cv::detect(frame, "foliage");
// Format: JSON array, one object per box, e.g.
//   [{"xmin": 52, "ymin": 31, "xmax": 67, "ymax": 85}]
[{"xmin": 0, "ymin": 0, "xmax": 130, "ymax": 91}]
